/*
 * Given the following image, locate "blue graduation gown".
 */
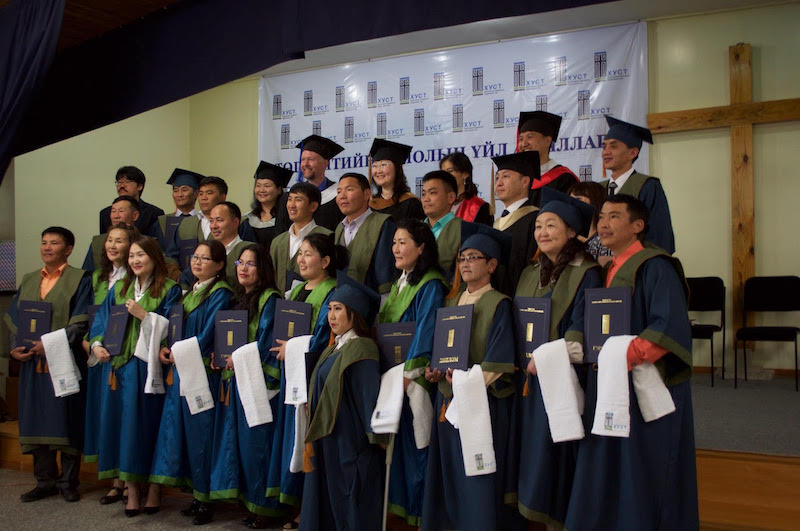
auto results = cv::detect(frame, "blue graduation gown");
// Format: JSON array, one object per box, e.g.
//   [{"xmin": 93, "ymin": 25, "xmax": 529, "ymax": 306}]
[
  {"xmin": 638, "ymin": 177, "xmax": 675, "ymax": 255},
  {"xmin": 516, "ymin": 267, "xmax": 602, "ymax": 527},
  {"xmin": 365, "ymin": 218, "xmax": 398, "ymax": 294},
  {"xmin": 150, "ymin": 286, "xmax": 233, "ymax": 498},
  {"xmin": 421, "ymin": 297, "xmax": 523, "ymax": 531},
  {"xmin": 565, "ymin": 257, "xmax": 698, "ymax": 531},
  {"xmin": 84, "ymin": 274, "xmax": 112, "ymax": 462},
  {"xmin": 208, "ymin": 293, "xmax": 286, "ymax": 516}
]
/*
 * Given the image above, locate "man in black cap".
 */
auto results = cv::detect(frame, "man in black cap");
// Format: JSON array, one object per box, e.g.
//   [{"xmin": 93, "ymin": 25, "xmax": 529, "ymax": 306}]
[
  {"xmin": 492, "ymin": 151, "xmax": 541, "ymax": 295},
  {"xmin": 276, "ymin": 134, "xmax": 346, "ymax": 232},
  {"xmin": 156, "ymin": 168, "xmax": 203, "ymax": 249},
  {"xmin": 166, "ymin": 176, "xmax": 228, "ymax": 270},
  {"xmin": 517, "ymin": 111, "xmax": 580, "ymax": 206},
  {"xmin": 98, "ymin": 166, "xmax": 164, "ymax": 235},
  {"xmin": 601, "ymin": 116, "xmax": 675, "ymax": 254}
]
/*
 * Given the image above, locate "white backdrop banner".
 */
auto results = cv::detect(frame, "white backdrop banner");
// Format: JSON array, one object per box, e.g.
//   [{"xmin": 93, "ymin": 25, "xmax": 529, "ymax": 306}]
[{"xmin": 259, "ymin": 21, "xmax": 647, "ymax": 203}]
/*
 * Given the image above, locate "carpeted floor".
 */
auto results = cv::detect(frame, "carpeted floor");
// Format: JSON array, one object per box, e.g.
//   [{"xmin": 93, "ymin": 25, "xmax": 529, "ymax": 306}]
[{"xmin": 692, "ymin": 373, "xmax": 800, "ymax": 456}]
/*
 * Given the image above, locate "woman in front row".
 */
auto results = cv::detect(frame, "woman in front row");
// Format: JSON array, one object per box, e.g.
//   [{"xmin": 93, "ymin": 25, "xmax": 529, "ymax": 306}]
[
  {"xmin": 299, "ymin": 274, "xmax": 386, "ymax": 531},
  {"xmin": 90, "ymin": 237, "xmax": 181, "ymax": 516},
  {"xmin": 149, "ymin": 241, "xmax": 233, "ymax": 524},
  {"xmin": 515, "ymin": 188, "xmax": 601, "ymax": 528}
]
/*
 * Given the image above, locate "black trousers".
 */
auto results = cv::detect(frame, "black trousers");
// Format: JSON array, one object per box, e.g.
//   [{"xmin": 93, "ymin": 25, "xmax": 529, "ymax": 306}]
[{"xmin": 31, "ymin": 446, "xmax": 81, "ymax": 490}]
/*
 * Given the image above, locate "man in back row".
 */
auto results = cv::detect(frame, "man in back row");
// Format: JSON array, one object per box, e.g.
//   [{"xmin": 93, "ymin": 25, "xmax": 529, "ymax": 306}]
[{"xmin": 98, "ymin": 166, "xmax": 164, "ymax": 235}]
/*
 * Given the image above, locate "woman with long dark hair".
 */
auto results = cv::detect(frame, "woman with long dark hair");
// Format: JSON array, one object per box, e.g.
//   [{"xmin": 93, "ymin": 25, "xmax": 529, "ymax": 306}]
[
  {"xmin": 440, "ymin": 151, "xmax": 493, "ymax": 226},
  {"xmin": 150, "ymin": 240, "xmax": 233, "ymax": 523},
  {"xmin": 90, "ymin": 236, "xmax": 181, "ymax": 516},
  {"xmin": 368, "ymin": 139, "xmax": 425, "ymax": 221},
  {"xmin": 240, "ymin": 162, "xmax": 293, "ymax": 249}
]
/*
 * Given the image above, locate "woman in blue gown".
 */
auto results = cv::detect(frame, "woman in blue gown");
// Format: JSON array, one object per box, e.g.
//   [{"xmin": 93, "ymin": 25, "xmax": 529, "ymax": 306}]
[
  {"xmin": 89, "ymin": 236, "xmax": 181, "ymax": 516},
  {"xmin": 377, "ymin": 218, "xmax": 447, "ymax": 527},
  {"xmin": 514, "ymin": 189, "xmax": 600, "ymax": 528},
  {"xmin": 149, "ymin": 240, "xmax": 233, "ymax": 523},
  {"xmin": 267, "ymin": 233, "xmax": 346, "ymax": 529},
  {"xmin": 298, "ymin": 274, "xmax": 386, "ymax": 531},
  {"xmin": 208, "ymin": 244, "xmax": 285, "ymax": 526}
]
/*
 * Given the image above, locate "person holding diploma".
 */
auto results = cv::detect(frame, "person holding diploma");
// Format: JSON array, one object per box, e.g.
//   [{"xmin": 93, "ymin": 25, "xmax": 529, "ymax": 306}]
[
  {"xmin": 208, "ymin": 244, "xmax": 284, "ymax": 527},
  {"xmin": 83, "ymin": 223, "xmax": 137, "ymax": 504},
  {"xmin": 514, "ymin": 188, "xmax": 601, "ymax": 527},
  {"xmin": 368, "ymin": 138, "xmax": 425, "ymax": 222},
  {"xmin": 564, "ymin": 194, "xmax": 697, "ymax": 530},
  {"xmin": 378, "ymin": 218, "xmax": 447, "ymax": 527},
  {"xmin": 421, "ymin": 228, "xmax": 521, "ymax": 531},
  {"xmin": 150, "ymin": 240, "xmax": 233, "ymax": 524},
  {"xmin": 5, "ymin": 227, "xmax": 92, "ymax": 503},
  {"xmin": 89, "ymin": 236, "xmax": 181, "ymax": 516},
  {"xmin": 299, "ymin": 273, "xmax": 386, "ymax": 531},
  {"xmin": 267, "ymin": 232, "xmax": 347, "ymax": 526}
]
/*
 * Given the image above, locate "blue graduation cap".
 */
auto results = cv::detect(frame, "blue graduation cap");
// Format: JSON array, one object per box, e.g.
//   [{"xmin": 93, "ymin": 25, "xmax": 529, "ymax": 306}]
[
  {"xmin": 330, "ymin": 271, "xmax": 381, "ymax": 324},
  {"xmin": 539, "ymin": 187, "xmax": 596, "ymax": 238},
  {"xmin": 604, "ymin": 116, "xmax": 654, "ymax": 149},
  {"xmin": 460, "ymin": 224, "xmax": 511, "ymax": 266},
  {"xmin": 166, "ymin": 168, "xmax": 204, "ymax": 189}
]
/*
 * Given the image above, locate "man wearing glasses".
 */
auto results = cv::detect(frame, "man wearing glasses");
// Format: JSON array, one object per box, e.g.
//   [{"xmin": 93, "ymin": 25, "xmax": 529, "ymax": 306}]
[{"xmin": 98, "ymin": 166, "xmax": 164, "ymax": 235}]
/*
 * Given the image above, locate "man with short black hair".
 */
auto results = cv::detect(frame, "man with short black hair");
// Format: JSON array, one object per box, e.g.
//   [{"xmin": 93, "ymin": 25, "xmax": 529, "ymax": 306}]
[
  {"xmin": 82, "ymin": 195, "xmax": 149, "ymax": 272},
  {"xmin": 4, "ymin": 227, "xmax": 92, "ymax": 503},
  {"xmin": 98, "ymin": 166, "xmax": 164, "ymax": 234},
  {"xmin": 167, "ymin": 176, "xmax": 228, "ymax": 269}
]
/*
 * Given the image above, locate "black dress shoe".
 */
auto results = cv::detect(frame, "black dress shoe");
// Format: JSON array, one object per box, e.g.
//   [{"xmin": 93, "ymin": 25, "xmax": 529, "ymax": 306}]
[
  {"xmin": 242, "ymin": 515, "xmax": 257, "ymax": 526},
  {"xmin": 20, "ymin": 486, "xmax": 58, "ymax": 503},
  {"xmin": 142, "ymin": 505, "xmax": 160, "ymax": 515},
  {"xmin": 124, "ymin": 508, "xmax": 140, "ymax": 517},
  {"xmin": 192, "ymin": 503, "xmax": 214, "ymax": 525},
  {"xmin": 61, "ymin": 489, "xmax": 81, "ymax": 502},
  {"xmin": 182, "ymin": 498, "xmax": 201, "ymax": 517},
  {"xmin": 99, "ymin": 487, "xmax": 123, "ymax": 505}
]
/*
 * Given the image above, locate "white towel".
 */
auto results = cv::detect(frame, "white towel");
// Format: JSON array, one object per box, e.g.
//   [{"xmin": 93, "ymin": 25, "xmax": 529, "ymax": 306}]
[
  {"xmin": 171, "ymin": 337, "xmax": 214, "ymax": 415},
  {"xmin": 284, "ymin": 335, "xmax": 312, "ymax": 406},
  {"xmin": 133, "ymin": 312, "xmax": 169, "ymax": 394},
  {"xmin": 591, "ymin": 335, "xmax": 675, "ymax": 438},
  {"xmin": 289, "ymin": 404, "xmax": 309, "ymax": 473},
  {"xmin": 41, "ymin": 328, "xmax": 81, "ymax": 398},
  {"xmin": 533, "ymin": 338, "xmax": 585, "ymax": 443},
  {"xmin": 448, "ymin": 365, "xmax": 497, "ymax": 477},
  {"xmin": 232, "ymin": 342, "xmax": 273, "ymax": 427},
  {"xmin": 406, "ymin": 379, "xmax": 433, "ymax": 449},
  {"xmin": 370, "ymin": 364, "xmax": 405, "ymax": 434}
]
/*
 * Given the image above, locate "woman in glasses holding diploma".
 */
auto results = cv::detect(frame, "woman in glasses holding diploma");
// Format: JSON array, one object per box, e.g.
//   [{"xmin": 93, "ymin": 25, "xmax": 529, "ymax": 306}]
[
  {"xmin": 89, "ymin": 236, "xmax": 181, "ymax": 517},
  {"xmin": 209, "ymin": 244, "xmax": 283, "ymax": 528},
  {"xmin": 150, "ymin": 240, "xmax": 233, "ymax": 524},
  {"xmin": 377, "ymin": 218, "xmax": 447, "ymax": 527},
  {"xmin": 514, "ymin": 188, "xmax": 601, "ymax": 528},
  {"xmin": 299, "ymin": 274, "xmax": 386, "ymax": 531}
]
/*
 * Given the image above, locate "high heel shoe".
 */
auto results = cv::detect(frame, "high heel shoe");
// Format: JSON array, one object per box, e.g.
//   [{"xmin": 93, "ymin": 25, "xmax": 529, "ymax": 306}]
[
  {"xmin": 143, "ymin": 506, "xmax": 160, "ymax": 515},
  {"xmin": 124, "ymin": 508, "xmax": 140, "ymax": 518}
]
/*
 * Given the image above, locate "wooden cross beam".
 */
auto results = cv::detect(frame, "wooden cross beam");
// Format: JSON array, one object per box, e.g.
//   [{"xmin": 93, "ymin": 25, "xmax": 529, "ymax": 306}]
[{"xmin": 647, "ymin": 43, "xmax": 800, "ymax": 331}]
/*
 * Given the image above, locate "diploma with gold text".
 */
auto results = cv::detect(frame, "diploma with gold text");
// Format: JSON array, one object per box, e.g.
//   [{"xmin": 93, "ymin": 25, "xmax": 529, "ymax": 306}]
[
  {"xmin": 431, "ymin": 305, "xmax": 473, "ymax": 371},
  {"xmin": 513, "ymin": 297, "xmax": 551, "ymax": 368},
  {"xmin": 583, "ymin": 287, "xmax": 631, "ymax": 363}
]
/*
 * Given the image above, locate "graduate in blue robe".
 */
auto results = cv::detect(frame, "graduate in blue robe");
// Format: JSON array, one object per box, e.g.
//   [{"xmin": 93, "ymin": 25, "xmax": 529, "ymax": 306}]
[
  {"xmin": 564, "ymin": 194, "xmax": 697, "ymax": 531},
  {"xmin": 208, "ymin": 244, "xmax": 286, "ymax": 526},
  {"xmin": 4, "ymin": 227, "xmax": 92, "ymax": 502},
  {"xmin": 89, "ymin": 237, "xmax": 181, "ymax": 514},
  {"xmin": 377, "ymin": 219, "xmax": 447, "ymax": 527},
  {"xmin": 266, "ymin": 233, "xmax": 343, "ymax": 519},
  {"xmin": 421, "ymin": 229, "xmax": 523, "ymax": 531},
  {"xmin": 513, "ymin": 189, "xmax": 601, "ymax": 527},
  {"xmin": 150, "ymin": 241, "xmax": 233, "ymax": 521},
  {"xmin": 299, "ymin": 273, "xmax": 387, "ymax": 531}
]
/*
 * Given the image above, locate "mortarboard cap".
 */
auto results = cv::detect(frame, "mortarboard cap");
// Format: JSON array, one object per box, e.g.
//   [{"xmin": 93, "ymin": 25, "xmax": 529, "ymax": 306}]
[
  {"xmin": 253, "ymin": 161, "xmax": 293, "ymax": 189},
  {"xmin": 539, "ymin": 187, "xmax": 596, "ymax": 238},
  {"xmin": 166, "ymin": 168, "xmax": 204, "ymax": 189},
  {"xmin": 460, "ymin": 224, "xmax": 512, "ymax": 266},
  {"xmin": 369, "ymin": 138, "xmax": 413, "ymax": 167},
  {"xmin": 492, "ymin": 151, "xmax": 541, "ymax": 181},
  {"xmin": 296, "ymin": 134, "xmax": 345, "ymax": 160},
  {"xmin": 518, "ymin": 111, "xmax": 562, "ymax": 141},
  {"xmin": 330, "ymin": 271, "xmax": 381, "ymax": 324},
  {"xmin": 604, "ymin": 116, "xmax": 653, "ymax": 149}
]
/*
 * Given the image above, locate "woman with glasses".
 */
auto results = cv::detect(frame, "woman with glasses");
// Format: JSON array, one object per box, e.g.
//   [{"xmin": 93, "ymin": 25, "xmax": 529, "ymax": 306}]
[
  {"xmin": 209, "ymin": 244, "xmax": 284, "ymax": 528},
  {"xmin": 150, "ymin": 241, "xmax": 233, "ymax": 524},
  {"xmin": 368, "ymin": 139, "xmax": 425, "ymax": 222}
]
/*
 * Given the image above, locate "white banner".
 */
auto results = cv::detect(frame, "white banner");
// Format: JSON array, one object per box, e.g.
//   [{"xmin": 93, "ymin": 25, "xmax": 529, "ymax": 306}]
[{"xmin": 259, "ymin": 22, "xmax": 648, "ymax": 206}]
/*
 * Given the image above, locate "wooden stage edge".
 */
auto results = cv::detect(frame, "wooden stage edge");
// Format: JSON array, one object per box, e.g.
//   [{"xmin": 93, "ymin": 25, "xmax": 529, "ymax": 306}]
[{"xmin": 3, "ymin": 422, "xmax": 799, "ymax": 530}]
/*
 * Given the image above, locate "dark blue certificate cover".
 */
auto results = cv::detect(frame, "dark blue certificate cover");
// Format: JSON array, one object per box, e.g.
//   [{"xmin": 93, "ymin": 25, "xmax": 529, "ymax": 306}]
[
  {"xmin": 431, "ymin": 305, "xmax": 474, "ymax": 371},
  {"xmin": 513, "ymin": 297, "xmax": 552, "ymax": 368},
  {"xmin": 104, "ymin": 304, "xmax": 130, "ymax": 357},
  {"xmin": 168, "ymin": 305, "xmax": 184, "ymax": 347},
  {"xmin": 214, "ymin": 310, "xmax": 248, "ymax": 367},
  {"xmin": 178, "ymin": 238, "xmax": 198, "ymax": 270},
  {"xmin": 376, "ymin": 321, "xmax": 416, "ymax": 373},
  {"xmin": 19, "ymin": 301, "xmax": 51, "ymax": 350},
  {"xmin": 165, "ymin": 216, "xmax": 183, "ymax": 246},
  {"xmin": 273, "ymin": 299, "xmax": 313, "ymax": 348},
  {"xmin": 584, "ymin": 287, "xmax": 632, "ymax": 363}
]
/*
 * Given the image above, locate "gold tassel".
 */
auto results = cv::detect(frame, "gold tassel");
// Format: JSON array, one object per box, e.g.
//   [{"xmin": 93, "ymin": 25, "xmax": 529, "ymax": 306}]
[
  {"xmin": 36, "ymin": 356, "xmax": 43, "ymax": 373},
  {"xmin": 109, "ymin": 369, "xmax": 118, "ymax": 391},
  {"xmin": 302, "ymin": 441, "xmax": 315, "ymax": 473},
  {"xmin": 328, "ymin": 331, "xmax": 335, "ymax": 347},
  {"xmin": 219, "ymin": 381, "xmax": 225, "ymax": 403},
  {"xmin": 446, "ymin": 269, "xmax": 461, "ymax": 300},
  {"xmin": 522, "ymin": 375, "xmax": 530, "ymax": 397},
  {"xmin": 42, "ymin": 359, "xmax": 49, "ymax": 374},
  {"xmin": 439, "ymin": 399, "xmax": 448, "ymax": 423},
  {"xmin": 165, "ymin": 365, "xmax": 174, "ymax": 386},
  {"xmin": 224, "ymin": 383, "xmax": 231, "ymax": 406}
]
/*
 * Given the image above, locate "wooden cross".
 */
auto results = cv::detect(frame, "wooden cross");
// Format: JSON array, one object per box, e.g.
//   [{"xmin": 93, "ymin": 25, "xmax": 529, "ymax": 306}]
[{"xmin": 647, "ymin": 43, "xmax": 800, "ymax": 330}]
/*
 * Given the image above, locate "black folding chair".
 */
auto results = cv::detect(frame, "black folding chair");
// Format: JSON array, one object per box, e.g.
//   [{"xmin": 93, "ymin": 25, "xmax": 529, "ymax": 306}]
[
  {"xmin": 734, "ymin": 276, "xmax": 800, "ymax": 391},
  {"xmin": 687, "ymin": 277, "xmax": 725, "ymax": 387}
]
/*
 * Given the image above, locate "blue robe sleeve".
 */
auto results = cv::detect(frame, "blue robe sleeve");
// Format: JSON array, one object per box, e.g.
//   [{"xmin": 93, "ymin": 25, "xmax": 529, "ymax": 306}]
[
  {"xmin": 309, "ymin": 290, "xmax": 334, "ymax": 355},
  {"xmin": 367, "ymin": 217, "xmax": 398, "ymax": 294},
  {"xmin": 639, "ymin": 179, "xmax": 675, "ymax": 255},
  {"xmin": 164, "ymin": 218, "xmax": 183, "ymax": 261},
  {"xmin": 344, "ymin": 357, "xmax": 382, "ymax": 439},
  {"xmin": 239, "ymin": 218, "xmax": 256, "ymax": 242},
  {"xmin": 562, "ymin": 267, "xmax": 603, "ymax": 339},
  {"xmin": 194, "ymin": 288, "xmax": 233, "ymax": 355},
  {"xmin": 178, "ymin": 264, "xmax": 196, "ymax": 290},
  {"xmin": 637, "ymin": 258, "xmax": 692, "ymax": 356},
  {"xmin": 150, "ymin": 221, "xmax": 167, "ymax": 249},
  {"xmin": 404, "ymin": 280, "xmax": 445, "ymax": 371},
  {"xmin": 156, "ymin": 284, "xmax": 183, "ymax": 317},
  {"xmin": 89, "ymin": 287, "xmax": 117, "ymax": 342},
  {"xmin": 256, "ymin": 294, "xmax": 280, "ymax": 385},
  {"xmin": 64, "ymin": 274, "xmax": 92, "ymax": 345},
  {"xmin": 82, "ymin": 244, "xmax": 95, "ymax": 272},
  {"xmin": 481, "ymin": 298, "xmax": 516, "ymax": 375}
]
